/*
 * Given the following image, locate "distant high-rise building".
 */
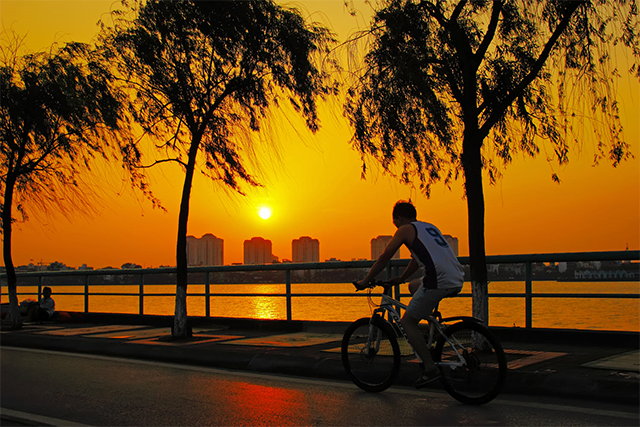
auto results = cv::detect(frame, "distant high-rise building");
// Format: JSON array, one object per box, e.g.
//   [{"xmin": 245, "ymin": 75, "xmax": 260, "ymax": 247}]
[
  {"xmin": 371, "ymin": 235, "xmax": 400, "ymax": 260},
  {"xmin": 244, "ymin": 237, "xmax": 274, "ymax": 265},
  {"xmin": 292, "ymin": 236, "xmax": 319, "ymax": 263},
  {"xmin": 443, "ymin": 235, "xmax": 459, "ymax": 257},
  {"xmin": 186, "ymin": 234, "xmax": 224, "ymax": 266}
]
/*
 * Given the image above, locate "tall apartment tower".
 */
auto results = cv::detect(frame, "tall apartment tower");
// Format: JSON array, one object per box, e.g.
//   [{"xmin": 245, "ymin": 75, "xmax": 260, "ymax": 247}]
[
  {"xmin": 244, "ymin": 237, "xmax": 274, "ymax": 265},
  {"xmin": 292, "ymin": 236, "xmax": 319, "ymax": 263},
  {"xmin": 186, "ymin": 234, "xmax": 224, "ymax": 266},
  {"xmin": 371, "ymin": 235, "xmax": 401, "ymax": 260},
  {"xmin": 443, "ymin": 235, "xmax": 459, "ymax": 257}
]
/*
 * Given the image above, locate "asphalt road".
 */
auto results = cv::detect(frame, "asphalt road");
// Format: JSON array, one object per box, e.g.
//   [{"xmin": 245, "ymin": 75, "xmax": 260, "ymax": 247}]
[{"xmin": 1, "ymin": 347, "xmax": 638, "ymax": 426}]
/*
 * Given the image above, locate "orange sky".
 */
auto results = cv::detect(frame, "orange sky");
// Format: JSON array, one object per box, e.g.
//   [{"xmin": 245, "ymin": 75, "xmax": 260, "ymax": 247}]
[{"xmin": 1, "ymin": 0, "xmax": 639, "ymax": 268}]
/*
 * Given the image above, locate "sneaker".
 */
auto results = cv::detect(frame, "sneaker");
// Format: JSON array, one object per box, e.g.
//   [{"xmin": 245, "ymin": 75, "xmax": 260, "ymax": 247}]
[{"xmin": 414, "ymin": 369, "xmax": 441, "ymax": 389}]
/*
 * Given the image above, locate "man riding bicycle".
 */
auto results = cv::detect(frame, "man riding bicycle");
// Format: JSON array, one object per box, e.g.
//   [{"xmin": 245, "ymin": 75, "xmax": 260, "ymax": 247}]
[{"xmin": 355, "ymin": 200, "xmax": 464, "ymax": 388}]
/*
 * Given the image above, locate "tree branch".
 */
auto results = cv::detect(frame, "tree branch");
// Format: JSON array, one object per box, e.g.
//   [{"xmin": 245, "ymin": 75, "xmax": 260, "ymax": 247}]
[
  {"xmin": 478, "ymin": 1, "xmax": 584, "ymax": 139},
  {"xmin": 450, "ymin": 0, "xmax": 467, "ymax": 24},
  {"xmin": 139, "ymin": 158, "xmax": 186, "ymax": 169},
  {"xmin": 420, "ymin": 1, "xmax": 448, "ymax": 28},
  {"xmin": 475, "ymin": 1, "xmax": 502, "ymax": 63},
  {"xmin": 421, "ymin": 1, "xmax": 475, "ymax": 68}
]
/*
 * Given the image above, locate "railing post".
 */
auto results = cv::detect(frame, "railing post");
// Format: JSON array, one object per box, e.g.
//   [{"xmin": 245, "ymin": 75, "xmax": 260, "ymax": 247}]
[
  {"xmin": 285, "ymin": 269, "xmax": 292, "ymax": 321},
  {"xmin": 84, "ymin": 274, "xmax": 89, "ymax": 314},
  {"xmin": 205, "ymin": 271, "xmax": 211, "ymax": 318},
  {"xmin": 38, "ymin": 275, "xmax": 42, "ymax": 301},
  {"xmin": 139, "ymin": 272, "xmax": 145, "ymax": 316},
  {"xmin": 525, "ymin": 261, "xmax": 532, "ymax": 329}
]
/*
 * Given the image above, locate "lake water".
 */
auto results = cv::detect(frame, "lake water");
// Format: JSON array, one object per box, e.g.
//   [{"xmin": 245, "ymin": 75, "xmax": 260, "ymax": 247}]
[{"xmin": 5, "ymin": 281, "xmax": 639, "ymax": 331}]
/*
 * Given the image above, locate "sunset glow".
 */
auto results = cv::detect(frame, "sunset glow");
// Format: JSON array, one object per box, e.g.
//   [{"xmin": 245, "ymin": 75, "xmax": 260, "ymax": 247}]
[{"xmin": 1, "ymin": 1, "xmax": 638, "ymax": 269}]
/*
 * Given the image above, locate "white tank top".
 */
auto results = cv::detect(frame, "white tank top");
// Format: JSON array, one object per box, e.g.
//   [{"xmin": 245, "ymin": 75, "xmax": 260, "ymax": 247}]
[{"xmin": 407, "ymin": 221, "xmax": 464, "ymax": 290}]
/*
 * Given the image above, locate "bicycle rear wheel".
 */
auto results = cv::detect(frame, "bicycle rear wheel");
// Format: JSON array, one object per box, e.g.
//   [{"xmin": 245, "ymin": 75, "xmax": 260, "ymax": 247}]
[
  {"xmin": 433, "ymin": 321, "xmax": 507, "ymax": 405},
  {"xmin": 341, "ymin": 316, "xmax": 401, "ymax": 392}
]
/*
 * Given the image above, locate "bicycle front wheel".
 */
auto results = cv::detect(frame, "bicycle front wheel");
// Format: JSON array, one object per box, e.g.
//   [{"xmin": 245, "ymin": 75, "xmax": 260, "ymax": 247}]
[
  {"xmin": 433, "ymin": 321, "xmax": 507, "ymax": 405},
  {"xmin": 341, "ymin": 316, "xmax": 401, "ymax": 392}
]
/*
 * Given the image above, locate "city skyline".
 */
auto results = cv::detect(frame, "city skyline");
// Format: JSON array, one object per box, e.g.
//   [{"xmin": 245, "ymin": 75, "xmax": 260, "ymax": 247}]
[
  {"xmin": 2, "ymin": 1, "xmax": 638, "ymax": 270},
  {"xmin": 14, "ymin": 231, "xmax": 459, "ymax": 269}
]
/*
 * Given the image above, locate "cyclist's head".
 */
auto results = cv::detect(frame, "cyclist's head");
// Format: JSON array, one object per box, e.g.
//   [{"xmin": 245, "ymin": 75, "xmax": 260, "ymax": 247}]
[{"xmin": 392, "ymin": 200, "xmax": 417, "ymax": 225}]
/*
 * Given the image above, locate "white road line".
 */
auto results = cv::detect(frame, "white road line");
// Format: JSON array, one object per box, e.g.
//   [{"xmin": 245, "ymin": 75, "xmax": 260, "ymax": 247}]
[
  {"xmin": 0, "ymin": 408, "xmax": 90, "ymax": 427},
  {"xmin": 492, "ymin": 399, "xmax": 639, "ymax": 420}
]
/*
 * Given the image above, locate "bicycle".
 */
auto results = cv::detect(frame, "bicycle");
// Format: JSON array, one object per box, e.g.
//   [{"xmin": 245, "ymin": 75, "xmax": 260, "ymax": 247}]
[{"xmin": 341, "ymin": 281, "xmax": 507, "ymax": 405}]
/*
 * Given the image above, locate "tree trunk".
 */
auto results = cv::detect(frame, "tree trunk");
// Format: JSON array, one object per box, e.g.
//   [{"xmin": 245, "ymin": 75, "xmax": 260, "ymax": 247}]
[
  {"xmin": 462, "ymin": 137, "xmax": 489, "ymax": 325},
  {"xmin": 173, "ymin": 136, "xmax": 202, "ymax": 338},
  {"xmin": 2, "ymin": 172, "xmax": 21, "ymax": 329}
]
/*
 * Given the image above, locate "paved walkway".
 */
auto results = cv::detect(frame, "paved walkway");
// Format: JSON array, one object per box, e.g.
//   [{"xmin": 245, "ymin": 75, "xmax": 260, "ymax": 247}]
[{"xmin": 1, "ymin": 316, "xmax": 638, "ymax": 405}]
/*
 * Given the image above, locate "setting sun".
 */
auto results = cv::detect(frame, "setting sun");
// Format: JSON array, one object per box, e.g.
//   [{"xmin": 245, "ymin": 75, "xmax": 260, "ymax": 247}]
[{"xmin": 258, "ymin": 206, "xmax": 272, "ymax": 220}]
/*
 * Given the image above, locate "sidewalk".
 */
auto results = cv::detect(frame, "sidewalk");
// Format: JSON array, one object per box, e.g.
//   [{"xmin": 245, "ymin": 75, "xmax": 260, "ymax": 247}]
[{"xmin": 1, "ymin": 314, "xmax": 638, "ymax": 405}]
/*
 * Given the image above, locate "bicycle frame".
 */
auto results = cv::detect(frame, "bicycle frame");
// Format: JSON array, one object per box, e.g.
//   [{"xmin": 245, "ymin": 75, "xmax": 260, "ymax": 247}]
[
  {"xmin": 344, "ymin": 284, "xmax": 507, "ymax": 403},
  {"xmin": 369, "ymin": 291, "xmax": 468, "ymax": 369}
]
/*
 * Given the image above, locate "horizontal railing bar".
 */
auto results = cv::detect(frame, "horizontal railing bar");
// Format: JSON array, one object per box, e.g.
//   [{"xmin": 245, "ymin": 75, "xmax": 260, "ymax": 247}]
[
  {"xmin": 205, "ymin": 293, "xmax": 389, "ymax": 298},
  {"xmin": 86, "ymin": 293, "xmax": 139, "ymax": 296},
  {"xmin": 484, "ymin": 293, "xmax": 639, "ymax": 298},
  {"xmin": 398, "ymin": 293, "xmax": 638, "ymax": 299}
]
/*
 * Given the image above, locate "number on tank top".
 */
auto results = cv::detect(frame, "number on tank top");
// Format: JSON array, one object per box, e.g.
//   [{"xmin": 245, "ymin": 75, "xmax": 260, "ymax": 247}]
[{"xmin": 426, "ymin": 227, "xmax": 448, "ymax": 247}]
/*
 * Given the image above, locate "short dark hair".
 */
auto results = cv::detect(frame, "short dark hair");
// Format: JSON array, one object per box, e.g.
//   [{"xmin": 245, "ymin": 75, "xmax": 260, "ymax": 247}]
[
  {"xmin": 43, "ymin": 286, "xmax": 52, "ymax": 294},
  {"xmin": 393, "ymin": 200, "xmax": 417, "ymax": 220}
]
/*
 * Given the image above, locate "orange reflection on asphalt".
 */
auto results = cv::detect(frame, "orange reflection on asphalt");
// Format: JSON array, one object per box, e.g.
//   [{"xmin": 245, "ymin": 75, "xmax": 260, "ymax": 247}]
[{"xmin": 222, "ymin": 381, "xmax": 310, "ymax": 426}]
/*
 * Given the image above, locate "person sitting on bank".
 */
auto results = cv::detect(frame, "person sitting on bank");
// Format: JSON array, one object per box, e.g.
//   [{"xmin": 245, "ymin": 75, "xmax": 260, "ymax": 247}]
[{"xmin": 27, "ymin": 286, "xmax": 55, "ymax": 322}]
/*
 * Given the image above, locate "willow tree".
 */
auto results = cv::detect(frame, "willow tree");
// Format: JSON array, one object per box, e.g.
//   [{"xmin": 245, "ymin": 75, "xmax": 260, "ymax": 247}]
[
  {"xmin": 0, "ymin": 35, "xmax": 131, "ymax": 329},
  {"xmin": 99, "ymin": 0, "xmax": 336, "ymax": 337},
  {"xmin": 345, "ymin": 0, "xmax": 639, "ymax": 324}
]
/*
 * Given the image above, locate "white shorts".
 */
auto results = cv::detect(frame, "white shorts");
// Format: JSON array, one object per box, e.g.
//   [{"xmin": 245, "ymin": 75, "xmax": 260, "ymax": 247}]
[{"xmin": 405, "ymin": 286, "xmax": 461, "ymax": 320}]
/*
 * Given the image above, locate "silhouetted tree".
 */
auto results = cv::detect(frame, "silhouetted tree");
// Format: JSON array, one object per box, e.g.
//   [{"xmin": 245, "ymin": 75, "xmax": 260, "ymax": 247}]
[
  {"xmin": 99, "ymin": 0, "xmax": 336, "ymax": 337},
  {"xmin": 344, "ymin": 0, "xmax": 639, "ymax": 323},
  {"xmin": 0, "ymin": 33, "xmax": 131, "ymax": 328}
]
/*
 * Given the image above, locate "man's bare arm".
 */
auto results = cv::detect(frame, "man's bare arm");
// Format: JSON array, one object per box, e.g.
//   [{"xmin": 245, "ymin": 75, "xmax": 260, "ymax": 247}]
[
  {"xmin": 358, "ymin": 224, "xmax": 414, "ymax": 285},
  {"xmin": 399, "ymin": 259, "xmax": 419, "ymax": 282}
]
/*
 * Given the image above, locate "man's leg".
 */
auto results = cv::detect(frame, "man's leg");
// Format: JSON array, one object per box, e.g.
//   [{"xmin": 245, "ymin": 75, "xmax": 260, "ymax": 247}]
[
  {"xmin": 408, "ymin": 280, "xmax": 421, "ymax": 296},
  {"xmin": 402, "ymin": 284, "xmax": 452, "ymax": 388},
  {"xmin": 401, "ymin": 312, "xmax": 436, "ymax": 371}
]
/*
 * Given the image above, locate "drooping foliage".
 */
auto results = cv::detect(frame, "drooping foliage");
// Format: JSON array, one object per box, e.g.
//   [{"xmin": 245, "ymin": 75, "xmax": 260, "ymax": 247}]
[
  {"xmin": 345, "ymin": 0, "xmax": 639, "ymax": 323},
  {"xmin": 0, "ymin": 33, "xmax": 130, "ymax": 328},
  {"xmin": 347, "ymin": 0, "xmax": 638, "ymax": 191},
  {"xmin": 103, "ymin": 0, "xmax": 336, "ymax": 192},
  {"xmin": 99, "ymin": 0, "xmax": 337, "ymax": 336}
]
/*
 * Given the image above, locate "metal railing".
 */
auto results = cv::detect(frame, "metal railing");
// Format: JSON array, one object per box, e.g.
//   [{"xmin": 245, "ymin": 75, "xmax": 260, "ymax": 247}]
[{"xmin": 1, "ymin": 250, "xmax": 638, "ymax": 329}]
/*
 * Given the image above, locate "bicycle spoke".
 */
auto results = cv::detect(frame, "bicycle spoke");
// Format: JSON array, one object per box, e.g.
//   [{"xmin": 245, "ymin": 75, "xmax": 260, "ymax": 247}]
[
  {"xmin": 434, "ymin": 322, "xmax": 507, "ymax": 405},
  {"xmin": 342, "ymin": 317, "xmax": 400, "ymax": 392}
]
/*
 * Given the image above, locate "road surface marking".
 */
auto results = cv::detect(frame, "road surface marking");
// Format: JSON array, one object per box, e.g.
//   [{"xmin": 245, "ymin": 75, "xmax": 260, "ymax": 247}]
[{"xmin": 1, "ymin": 408, "xmax": 89, "ymax": 427}]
